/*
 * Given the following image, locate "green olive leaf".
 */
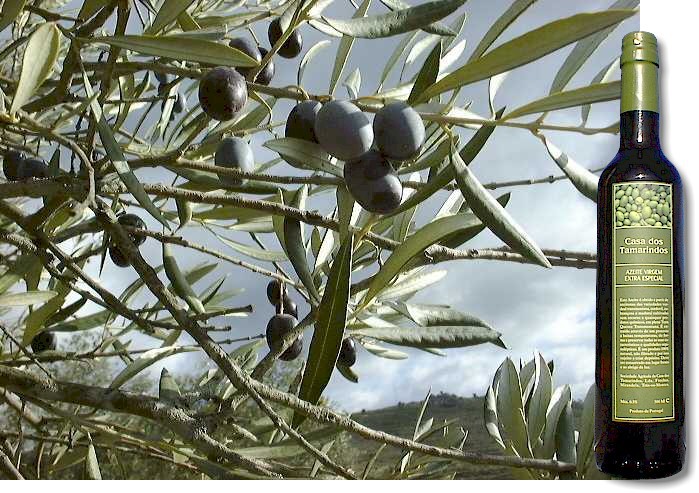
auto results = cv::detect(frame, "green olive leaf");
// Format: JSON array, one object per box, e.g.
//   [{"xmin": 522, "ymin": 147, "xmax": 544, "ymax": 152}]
[
  {"xmin": 504, "ymin": 81, "xmax": 621, "ymax": 120},
  {"xmin": 109, "ymin": 346, "xmax": 198, "ymax": 389},
  {"xmin": 146, "ymin": 0, "xmax": 196, "ymax": 34},
  {"xmin": 379, "ymin": 0, "xmax": 458, "ymax": 36},
  {"xmin": 82, "ymin": 71, "xmax": 170, "ymax": 229},
  {"xmin": 576, "ymin": 385, "xmax": 596, "ymax": 474},
  {"xmin": 10, "ymin": 22, "xmax": 62, "ymax": 114},
  {"xmin": 159, "ymin": 368, "xmax": 182, "ymax": 404},
  {"xmin": 540, "ymin": 384, "xmax": 572, "ymax": 459},
  {"xmin": 293, "ymin": 234, "xmax": 354, "ymax": 428},
  {"xmin": 0, "ymin": 0, "xmax": 26, "ymax": 33},
  {"xmin": 450, "ymin": 146, "xmax": 552, "ymax": 268},
  {"xmin": 526, "ymin": 352, "xmax": 552, "ymax": 445},
  {"xmin": 163, "ymin": 243, "xmax": 206, "ymax": 314},
  {"xmin": 88, "ymin": 35, "xmax": 259, "ymax": 67},
  {"xmin": 418, "ymin": 9, "xmax": 637, "ymax": 101},
  {"xmin": 218, "ymin": 235, "xmax": 287, "ymax": 262},
  {"xmin": 408, "ymin": 40, "xmax": 442, "ymax": 105},
  {"xmin": 582, "ymin": 58, "xmax": 619, "ymax": 126},
  {"xmin": 298, "ymin": 40, "xmax": 331, "ymax": 86},
  {"xmin": 352, "ymin": 324, "xmax": 502, "ymax": 349},
  {"xmin": 495, "ymin": 358, "xmax": 533, "ymax": 458},
  {"xmin": 329, "ymin": 0, "xmax": 371, "ymax": 95},
  {"xmin": 468, "ymin": 0, "xmax": 538, "ymax": 62},
  {"xmin": 540, "ymin": 136, "xmax": 599, "ymax": 202},
  {"xmin": 264, "ymin": 138, "xmax": 342, "ymax": 177},
  {"xmin": 0, "ymin": 290, "xmax": 57, "ymax": 307},
  {"xmin": 84, "ymin": 439, "xmax": 102, "ymax": 480},
  {"xmin": 323, "ymin": 0, "xmax": 467, "ymax": 39},
  {"xmin": 283, "ymin": 217, "xmax": 321, "ymax": 302},
  {"xmin": 549, "ymin": 0, "xmax": 638, "ymax": 94},
  {"xmin": 361, "ymin": 213, "xmax": 482, "ymax": 308}
]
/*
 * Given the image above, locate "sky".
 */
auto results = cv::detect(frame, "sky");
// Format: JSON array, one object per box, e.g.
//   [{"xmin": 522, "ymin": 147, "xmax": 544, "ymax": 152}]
[{"xmin": 5, "ymin": 1, "xmax": 639, "ymax": 412}]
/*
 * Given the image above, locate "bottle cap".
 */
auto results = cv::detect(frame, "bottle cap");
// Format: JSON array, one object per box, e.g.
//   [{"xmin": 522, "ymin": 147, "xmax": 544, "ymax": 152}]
[{"xmin": 621, "ymin": 31, "xmax": 659, "ymax": 66}]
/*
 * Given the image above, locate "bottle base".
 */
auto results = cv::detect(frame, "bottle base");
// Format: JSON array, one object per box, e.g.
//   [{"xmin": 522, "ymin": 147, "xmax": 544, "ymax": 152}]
[{"xmin": 596, "ymin": 456, "xmax": 683, "ymax": 479}]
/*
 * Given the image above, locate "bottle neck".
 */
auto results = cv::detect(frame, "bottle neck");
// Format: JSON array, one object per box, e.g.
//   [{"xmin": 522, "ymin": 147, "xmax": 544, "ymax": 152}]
[{"xmin": 619, "ymin": 111, "xmax": 660, "ymax": 150}]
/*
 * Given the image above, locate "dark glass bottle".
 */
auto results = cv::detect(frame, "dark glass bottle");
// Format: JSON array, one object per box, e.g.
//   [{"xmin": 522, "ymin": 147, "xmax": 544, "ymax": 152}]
[{"xmin": 595, "ymin": 32, "xmax": 684, "ymax": 479}]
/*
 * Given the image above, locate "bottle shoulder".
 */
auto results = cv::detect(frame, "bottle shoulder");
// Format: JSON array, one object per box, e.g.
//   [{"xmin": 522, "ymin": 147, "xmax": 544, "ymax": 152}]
[{"xmin": 600, "ymin": 147, "xmax": 681, "ymax": 187}]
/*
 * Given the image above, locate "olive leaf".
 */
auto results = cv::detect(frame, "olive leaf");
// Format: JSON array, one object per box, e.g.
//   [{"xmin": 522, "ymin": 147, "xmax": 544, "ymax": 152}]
[
  {"xmin": 495, "ymin": 358, "xmax": 532, "ymax": 458},
  {"xmin": 10, "ymin": 22, "xmax": 61, "ymax": 114},
  {"xmin": 539, "ymin": 384, "xmax": 572, "ymax": 459},
  {"xmin": 504, "ymin": 81, "xmax": 621, "ymax": 120},
  {"xmin": 89, "ymin": 35, "xmax": 259, "ymax": 67},
  {"xmin": 0, "ymin": 0, "xmax": 26, "ymax": 33},
  {"xmin": 82, "ymin": 71, "xmax": 170, "ymax": 229},
  {"xmin": 218, "ymin": 235, "xmax": 287, "ymax": 262},
  {"xmin": 582, "ymin": 58, "xmax": 619, "ymax": 126},
  {"xmin": 293, "ymin": 234, "xmax": 354, "ymax": 428},
  {"xmin": 146, "ymin": 0, "xmax": 196, "ymax": 34},
  {"xmin": 418, "ymin": 9, "xmax": 637, "ymax": 101},
  {"xmin": 298, "ymin": 40, "xmax": 331, "ymax": 86},
  {"xmin": 329, "ymin": 0, "xmax": 371, "ymax": 95},
  {"xmin": 264, "ymin": 138, "xmax": 342, "ymax": 177},
  {"xmin": 163, "ymin": 243, "xmax": 206, "ymax": 314},
  {"xmin": 540, "ymin": 136, "xmax": 599, "ymax": 202},
  {"xmin": 352, "ymin": 325, "xmax": 502, "ymax": 349},
  {"xmin": 109, "ymin": 346, "xmax": 198, "ymax": 389},
  {"xmin": 159, "ymin": 368, "xmax": 182, "ymax": 404},
  {"xmin": 0, "ymin": 290, "xmax": 58, "ymax": 307},
  {"xmin": 283, "ymin": 218, "xmax": 321, "ymax": 302},
  {"xmin": 361, "ymin": 213, "xmax": 482, "ymax": 307},
  {"xmin": 408, "ymin": 40, "xmax": 442, "ymax": 105},
  {"xmin": 576, "ymin": 385, "xmax": 596, "ymax": 474},
  {"xmin": 468, "ymin": 0, "xmax": 538, "ymax": 62},
  {"xmin": 323, "ymin": 0, "xmax": 467, "ymax": 39},
  {"xmin": 549, "ymin": 0, "xmax": 639, "ymax": 94},
  {"xmin": 175, "ymin": 198, "xmax": 192, "ymax": 228},
  {"xmin": 451, "ymin": 146, "xmax": 552, "ymax": 268},
  {"xmin": 379, "ymin": 0, "xmax": 457, "ymax": 36},
  {"xmin": 84, "ymin": 438, "xmax": 102, "ymax": 480},
  {"xmin": 526, "ymin": 352, "xmax": 552, "ymax": 445}
]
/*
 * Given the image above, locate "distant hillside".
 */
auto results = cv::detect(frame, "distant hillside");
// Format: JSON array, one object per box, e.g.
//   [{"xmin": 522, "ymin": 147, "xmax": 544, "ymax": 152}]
[{"xmin": 348, "ymin": 392, "xmax": 583, "ymax": 480}]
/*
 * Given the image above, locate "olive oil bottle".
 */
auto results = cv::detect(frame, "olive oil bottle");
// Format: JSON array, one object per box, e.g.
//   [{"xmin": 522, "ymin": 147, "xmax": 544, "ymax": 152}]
[{"xmin": 595, "ymin": 32, "xmax": 684, "ymax": 478}]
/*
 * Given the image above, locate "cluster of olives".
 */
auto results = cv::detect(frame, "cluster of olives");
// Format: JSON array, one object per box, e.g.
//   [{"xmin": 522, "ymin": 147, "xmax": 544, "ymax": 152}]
[
  {"xmin": 198, "ymin": 17, "xmax": 301, "ymax": 123},
  {"xmin": 265, "ymin": 279, "xmax": 302, "ymax": 361},
  {"xmin": 155, "ymin": 71, "xmax": 186, "ymax": 121},
  {"xmin": 1, "ymin": 150, "xmax": 48, "ymax": 181},
  {"xmin": 284, "ymin": 100, "xmax": 425, "ymax": 214},
  {"xmin": 614, "ymin": 183, "xmax": 672, "ymax": 228},
  {"xmin": 215, "ymin": 136, "xmax": 254, "ymax": 186},
  {"xmin": 108, "ymin": 213, "xmax": 147, "ymax": 267},
  {"xmin": 30, "ymin": 331, "xmax": 57, "ymax": 353}
]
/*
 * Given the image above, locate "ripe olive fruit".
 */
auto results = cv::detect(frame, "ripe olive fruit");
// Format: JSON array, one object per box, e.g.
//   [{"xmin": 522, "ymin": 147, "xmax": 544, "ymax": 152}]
[
  {"xmin": 338, "ymin": 338, "xmax": 357, "ymax": 367},
  {"xmin": 286, "ymin": 100, "xmax": 322, "ymax": 143},
  {"xmin": 2, "ymin": 150, "xmax": 25, "ymax": 181},
  {"xmin": 173, "ymin": 91, "xmax": 185, "ymax": 114},
  {"xmin": 266, "ymin": 314, "xmax": 303, "ymax": 361},
  {"xmin": 198, "ymin": 67, "xmax": 248, "ymax": 121},
  {"xmin": 276, "ymin": 297, "xmax": 298, "ymax": 319},
  {"xmin": 314, "ymin": 101, "xmax": 373, "ymax": 161},
  {"xmin": 266, "ymin": 279, "xmax": 283, "ymax": 305},
  {"xmin": 256, "ymin": 47, "xmax": 275, "ymax": 86},
  {"xmin": 373, "ymin": 102, "xmax": 425, "ymax": 161},
  {"xmin": 268, "ymin": 19, "xmax": 303, "ymax": 59},
  {"xmin": 117, "ymin": 213, "xmax": 147, "ymax": 246},
  {"xmin": 109, "ymin": 245, "xmax": 130, "ymax": 267},
  {"xmin": 229, "ymin": 37, "xmax": 262, "ymax": 78},
  {"xmin": 214, "ymin": 137, "xmax": 254, "ymax": 185},
  {"xmin": 31, "ymin": 331, "xmax": 57, "ymax": 353},
  {"xmin": 344, "ymin": 150, "xmax": 403, "ymax": 214},
  {"xmin": 17, "ymin": 158, "xmax": 48, "ymax": 180}
]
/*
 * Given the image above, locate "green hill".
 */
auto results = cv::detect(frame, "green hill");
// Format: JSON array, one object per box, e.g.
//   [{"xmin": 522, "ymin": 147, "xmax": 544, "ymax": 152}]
[{"xmin": 347, "ymin": 392, "xmax": 583, "ymax": 479}]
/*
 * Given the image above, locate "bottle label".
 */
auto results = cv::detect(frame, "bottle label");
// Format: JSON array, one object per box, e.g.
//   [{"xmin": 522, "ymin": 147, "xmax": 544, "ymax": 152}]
[{"xmin": 612, "ymin": 182, "xmax": 674, "ymax": 422}]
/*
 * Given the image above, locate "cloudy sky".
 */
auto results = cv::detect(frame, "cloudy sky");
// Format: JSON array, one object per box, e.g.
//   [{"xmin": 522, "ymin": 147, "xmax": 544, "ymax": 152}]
[{"xmin": 28, "ymin": 1, "xmax": 639, "ymax": 412}]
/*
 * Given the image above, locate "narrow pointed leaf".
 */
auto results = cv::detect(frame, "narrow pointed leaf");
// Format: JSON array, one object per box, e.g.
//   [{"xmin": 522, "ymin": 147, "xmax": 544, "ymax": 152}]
[
  {"xmin": 353, "ymin": 324, "xmax": 501, "ymax": 348},
  {"xmin": 419, "ymin": 10, "xmax": 637, "ymax": 101},
  {"xmin": 550, "ymin": 0, "xmax": 638, "ymax": 94},
  {"xmin": 284, "ymin": 218, "xmax": 321, "ymax": 302},
  {"xmin": 0, "ymin": 290, "xmax": 57, "ymax": 307},
  {"xmin": 82, "ymin": 71, "xmax": 169, "ymax": 228},
  {"xmin": 10, "ymin": 22, "xmax": 61, "ymax": 113},
  {"xmin": 159, "ymin": 368, "xmax": 182, "ymax": 404},
  {"xmin": 147, "ymin": 0, "xmax": 196, "ymax": 34},
  {"xmin": 89, "ymin": 35, "xmax": 258, "ymax": 67},
  {"xmin": 408, "ymin": 41, "xmax": 442, "ymax": 105},
  {"xmin": 451, "ymin": 149, "xmax": 551, "ymax": 268},
  {"xmin": 504, "ymin": 81, "xmax": 621, "ymax": 120},
  {"xmin": 110, "ymin": 346, "xmax": 197, "ymax": 389},
  {"xmin": 84, "ymin": 441, "xmax": 102, "ymax": 480},
  {"xmin": 218, "ymin": 235, "xmax": 287, "ymax": 262},
  {"xmin": 329, "ymin": 0, "xmax": 371, "ymax": 95},
  {"xmin": 526, "ymin": 352, "xmax": 552, "ymax": 443},
  {"xmin": 362, "ymin": 213, "xmax": 481, "ymax": 306},
  {"xmin": 468, "ymin": 0, "xmax": 538, "ymax": 62},
  {"xmin": 163, "ymin": 243, "xmax": 206, "ymax": 314},
  {"xmin": 541, "ymin": 136, "xmax": 599, "ymax": 202},
  {"xmin": 293, "ymin": 234, "xmax": 354, "ymax": 428},
  {"xmin": 323, "ymin": 0, "xmax": 467, "ymax": 39}
]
